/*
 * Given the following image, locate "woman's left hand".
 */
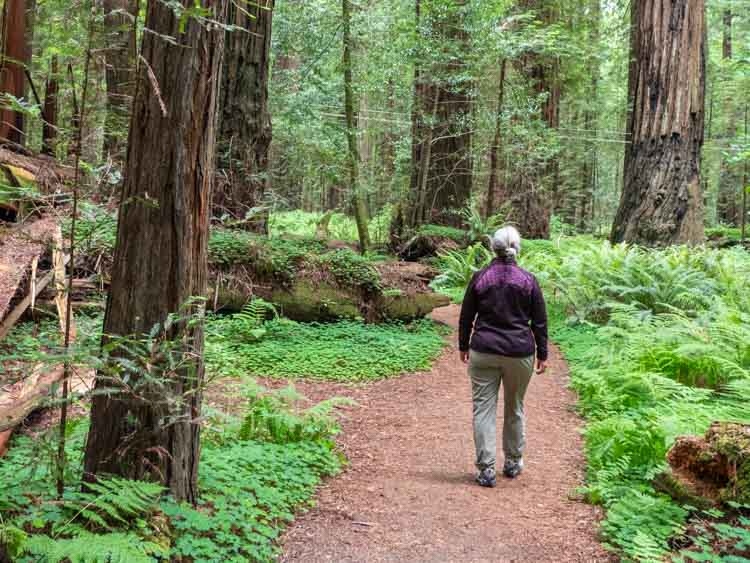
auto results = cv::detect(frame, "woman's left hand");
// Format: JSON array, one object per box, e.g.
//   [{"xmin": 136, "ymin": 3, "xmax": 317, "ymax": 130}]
[
  {"xmin": 460, "ymin": 351, "xmax": 469, "ymax": 364},
  {"xmin": 536, "ymin": 359, "xmax": 548, "ymax": 374}
]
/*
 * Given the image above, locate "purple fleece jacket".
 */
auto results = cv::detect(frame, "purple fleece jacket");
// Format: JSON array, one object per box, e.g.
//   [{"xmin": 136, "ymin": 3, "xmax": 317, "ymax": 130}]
[{"xmin": 458, "ymin": 258, "xmax": 548, "ymax": 361}]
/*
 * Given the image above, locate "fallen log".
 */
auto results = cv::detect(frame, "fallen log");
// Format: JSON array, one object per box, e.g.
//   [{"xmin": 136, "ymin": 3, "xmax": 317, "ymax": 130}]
[
  {"xmin": 0, "ymin": 365, "xmax": 93, "ymax": 433},
  {"xmin": 0, "ymin": 217, "xmax": 57, "ymax": 322},
  {"xmin": 0, "ymin": 147, "xmax": 74, "ymax": 191},
  {"xmin": 397, "ymin": 231, "xmax": 462, "ymax": 261},
  {"xmin": 0, "ymin": 222, "xmax": 77, "ymax": 456},
  {"xmin": 0, "ymin": 253, "xmax": 70, "ymax": 341},
  {"xmin": 210, "ymin": 257, "xmax": 450, "ymax": 322}
]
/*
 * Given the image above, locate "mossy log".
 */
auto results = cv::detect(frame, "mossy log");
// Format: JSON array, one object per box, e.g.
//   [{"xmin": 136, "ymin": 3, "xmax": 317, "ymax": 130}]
[
  {"xmin": 208, "ymin": 238, "xmax": 450, "ymax": 322},
  {"xmin": 210, "ymin": 275, "xmax": 450, "ymax": 322},
  {"xmin": 666, "ymin": 422, "xmax": 750, "ymax": 505}
]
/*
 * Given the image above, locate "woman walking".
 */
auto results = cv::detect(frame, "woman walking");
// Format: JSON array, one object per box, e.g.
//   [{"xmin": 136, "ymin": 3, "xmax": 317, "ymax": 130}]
[{"xmin": 458, "ymin": 226, "xmax": 548, "ymax": 487}]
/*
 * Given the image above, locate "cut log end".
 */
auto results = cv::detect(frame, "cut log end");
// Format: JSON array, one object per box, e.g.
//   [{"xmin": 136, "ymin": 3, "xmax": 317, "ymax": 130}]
[{"xmin": 666, "ymin": 422, "xmax": 750, "ymax": 505}]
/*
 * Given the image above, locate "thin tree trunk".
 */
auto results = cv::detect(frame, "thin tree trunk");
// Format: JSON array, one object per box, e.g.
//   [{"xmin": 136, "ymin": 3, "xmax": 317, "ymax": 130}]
[
  {"xmin": 83, "ymin": 0, "xmax": 227, "ymax": 503},
  {"xmin": 717, "ymin": 9, "xmax": 738, "ymax": 226},
  {"xmin": 342, "ymin": 0, "xmax": 370, "ymax": 251},
  {"xmin": 611, "ymin": 0, "xmax": 706, "ymax": 246},
  {"xmin": 41, "ymin": 56, "xmax": 58, "ymax": 155},
  {"xmin": 578, "ymin": 0, "xmax": 600, "ymax": 231},
  {"xmin": 67, "ymin": 63, "xmax": 80, "ymax": 159},
  {"xmin": 102, "ymin": 0, "xmax": 138, "ymax": 163},
  {"xmin": 0, "ymin": 0, "xmax": 28, "ymax": 146},
  {"xmin": 486, "ymin": 58, "xmax": 506, "ymax": 219},
  {"xmin": 406, "ymin": 0, "xmax": 472, "ymax": 228},
  {"xmin": 217, "ymin": 0, "xmax": 274, "ymax": 233},
  {"xmin": 379, "ymin": 78, "xmax": 396, "ymax": 209}
]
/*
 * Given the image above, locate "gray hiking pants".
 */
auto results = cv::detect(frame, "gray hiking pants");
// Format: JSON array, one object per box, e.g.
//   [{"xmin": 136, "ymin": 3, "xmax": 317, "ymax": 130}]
[{"xmin": 469, "ymin": 350, "xmax": 534, "ymax": 470}]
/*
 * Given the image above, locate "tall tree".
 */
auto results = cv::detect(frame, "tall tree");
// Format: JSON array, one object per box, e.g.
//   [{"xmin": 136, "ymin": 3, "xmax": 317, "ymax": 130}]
[
  {"xmin": 216, "ymin": 0, "xmax": 274, "ymax": 233},
  {"xmin": 84, "ymin": 0, "xmax": 226, "ymax": 503},
  {"xmin": 41, "ymin": 56, "xmax": 58, "ymax": 155},
  {"xmin": 506, "ymin": 0, "xmax": 560, "ymax": 239},
  {"xmin": 101, "ymin": 0, "xmax": 139, "ymax": 162},
  {"xmin": 0, "ymin": 0, "xmax": 29, "ymax": 146},
  {"xmin": 342, "ymin": 0, "xmax": 370, "ymax": 251},
  {"xmin": 716, "ymin": 8, "xmax": 738, "ymax": 226},
  {"xmin": 407, "ymin": 0, "xmax": 473, "ymax": 228},
  {"xmin": 486, "ymin": 58, "xmax": 507, "ymax": 219},
  {"xmin": 611, "ymin": 0, "xmax": 706, "ymax": 245},
  {"xmin": 578, "ymin": 0, "xmax": 600, "ymax": 231}
]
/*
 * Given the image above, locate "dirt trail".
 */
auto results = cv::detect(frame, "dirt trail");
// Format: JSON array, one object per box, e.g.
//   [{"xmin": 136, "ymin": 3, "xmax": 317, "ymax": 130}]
[{"xmin": 280, "ymin": 305, "xmax": 612, "ymax": 563}]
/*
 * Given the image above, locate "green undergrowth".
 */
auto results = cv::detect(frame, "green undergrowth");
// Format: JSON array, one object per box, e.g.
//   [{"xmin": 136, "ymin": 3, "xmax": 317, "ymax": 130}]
[
  {"xmin": 434, "ymin": 236, "xmax": 750, "ymax": 561},
  {"xmin": 416, "ymin": 223, "xmax": 467, "ymax": 243},
  {"xmin": 550, "ymin": 305, "xmax": 750, "ymax": 561},
  {"xmin": 210, "ymin": 229, "xmax": 386, "ymax": 292},
  {"xmin": 206, "ymin": 316, "xmax": 450, "ymax": 381},
  {"xmin": 72, "ymin": 205, "xmax": 385, "ymax": 289},
  {"xmin": 269, "ymin": 208, "xmax": 393, "ymax": 244},
  {"xmin": 0, "ymin": 383, "xmax": 345, "ymax": 562},
  {"xmin": 706, "ymin": 225, "xmax": 742, "ymax": 242}
]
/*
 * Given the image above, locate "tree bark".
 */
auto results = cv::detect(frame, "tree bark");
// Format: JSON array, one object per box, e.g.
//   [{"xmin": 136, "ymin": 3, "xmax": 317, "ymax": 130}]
[
  {"xmin": 716, "ymin": 9, "xmax": 738, "ymax": 226},
  {"xmin": 486, "ymin": 59, "xmax": 506, "ymax": 219},
  {"xmin": 379, "ymin": 78, "xmax": 396, "ymax": 209},
  {"xmin": 611, "ymin": 0, "xmax": 706, "ymax": 246},
  {"xmin": 83, "ymin": 0, "xmax": 226, "ymax": 503},
  {"xmin": 216, "ymin": 0, "xmax": 273, "ymax": 233},
  {"xmin": 578, "ymin": 0, "xmax": 600, "ymax": 231},
  {"xmin": 342, "ymin": 0, "xmax": 370, "ymax": 251},
  {"xmin": 41, "ymin": 56, "xmax": 58, "ymax": 155},
  {"xmin": 0, "ymin": 0, "xmax": 29, "ymax": 146},
  {"xmin": 406, "ymin": 0, "xmax": 473, "ymax": 228},
  {"xmin": 101, "ymin": 0, "xmax": 138, "ymax": 163}
]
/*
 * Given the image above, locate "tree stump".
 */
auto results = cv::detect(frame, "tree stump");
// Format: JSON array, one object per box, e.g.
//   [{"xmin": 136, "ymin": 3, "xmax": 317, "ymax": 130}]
[{"xmin": 666, "ymin": 422, "xmax": 750, "ymax": 505}]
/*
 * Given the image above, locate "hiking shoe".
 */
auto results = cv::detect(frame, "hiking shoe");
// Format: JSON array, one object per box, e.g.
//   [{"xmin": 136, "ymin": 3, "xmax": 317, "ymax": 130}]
[
  {"xmin": 476, "ymin": 467, "xmax": 497, "ymax": 488},
  {"xmin": 503, "ymin": 459, "xmax": 523, "ymax": 479}
]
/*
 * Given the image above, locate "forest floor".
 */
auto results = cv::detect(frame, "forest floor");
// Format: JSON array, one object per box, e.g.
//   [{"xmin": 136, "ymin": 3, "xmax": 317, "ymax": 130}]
[{"xmin": 278, "ymin": 305, "xmax": 613, "ymax": 562}]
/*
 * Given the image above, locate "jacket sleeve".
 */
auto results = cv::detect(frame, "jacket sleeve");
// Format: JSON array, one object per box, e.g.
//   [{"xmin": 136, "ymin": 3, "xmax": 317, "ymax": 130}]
[
  {"xmin": 530, "ymin": 278, "xmax": 548, "ymax": 361},
  {"xmin": 458, "ymin": 273, "xmax": 479, "ymax": 352}
]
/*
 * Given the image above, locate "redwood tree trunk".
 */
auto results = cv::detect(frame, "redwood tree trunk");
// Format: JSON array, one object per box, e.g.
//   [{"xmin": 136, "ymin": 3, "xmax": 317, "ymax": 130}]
[
  {"xmin": 102, "ymin": 0, "xmax": 138, "ymax": 162},
  {"xmin": 84, "ymin": 0, "xmax": 226, "ymax": 503},
  {"xmin": 41, "ymin": 56, "xmax": 58, "ymax": 155},
  {"xmin": 716, "ymin": 9, "xmax": 738, "ymax": 226},
  {"xmin": 486, "ymin": 59, "xmax": 507, "ymax": 219},
  {"xmin": 578, "ymin": 0, "xmax": 600, "ymax": 231},
  {"xmin": 506, "ymin": 0, "xmax": 559, "ymax": 239},
  {"xmin": 216, "ymin": 0, "xmax": 273, "ymax": 233},
  {"xmin": 0, "ymin": 0, "xmax": 28, "ymax": 146},
  {"xmin": 407, "ymin": 0, "xmax": 473, "ymax": 228},
  {"xmin": 611, "ymin": 0, "xmax": 706, "ymax": 246}
]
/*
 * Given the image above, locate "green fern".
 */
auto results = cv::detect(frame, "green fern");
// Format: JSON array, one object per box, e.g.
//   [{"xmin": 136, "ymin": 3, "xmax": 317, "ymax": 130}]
[
  {"xmin": 22, "ymin": 531, "xmax": 168, "ymax": 563},
  {"xmin": 601, "ymin": 491, "xmax": 688, "ymax": 561},
  {"xmin": 60, "ymin": 477, "xmax": 163, "ymax": 533},
  {"xmin": 0, "ymin": 524, "xmax": 27, "ymax": 559},
  {"xmin": 432, "ymin": 242, "xmax": 493, "ymax": 289},
  {"xmin": 239, "ymin": 382, "xmax": 353, "ymax": 444},
  {"xmin": 233, "ymin": 298, "xmax": 279, "ymax": 341}
]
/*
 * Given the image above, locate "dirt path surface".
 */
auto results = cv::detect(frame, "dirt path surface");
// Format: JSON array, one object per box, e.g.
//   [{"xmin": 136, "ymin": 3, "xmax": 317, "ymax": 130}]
[{"xmin": 280, "ymin": 305, "xmax": 611, "ymax": 563}]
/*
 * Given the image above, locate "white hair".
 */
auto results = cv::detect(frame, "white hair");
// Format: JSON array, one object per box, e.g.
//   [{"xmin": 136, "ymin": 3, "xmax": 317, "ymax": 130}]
[{"xmin": 491, "ymin": 226, "xmax": 521, "ymax": 259}]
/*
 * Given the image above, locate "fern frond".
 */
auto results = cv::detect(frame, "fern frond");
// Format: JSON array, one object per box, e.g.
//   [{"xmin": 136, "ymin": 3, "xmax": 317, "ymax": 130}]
[{"xmin": 23, "ymin": 531, "xmax": 168, "ymax": 563}]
